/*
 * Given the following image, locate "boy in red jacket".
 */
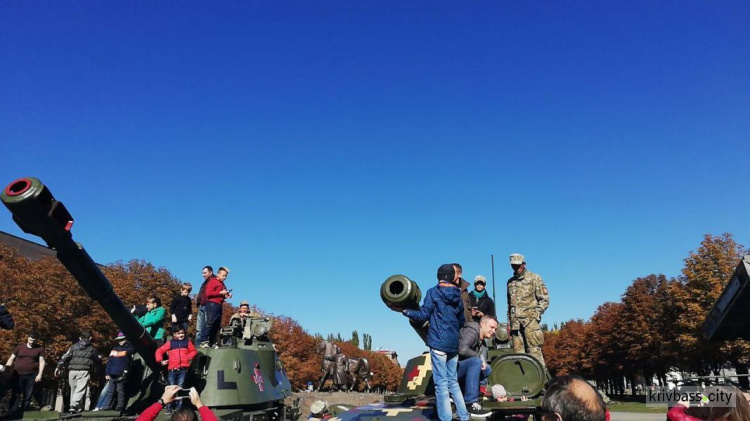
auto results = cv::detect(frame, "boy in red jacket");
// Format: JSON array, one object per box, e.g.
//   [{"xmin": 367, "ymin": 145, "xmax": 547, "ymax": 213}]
[{"xmin": 155, "ymin": 326, "xmax": 197, "ymax": 414}]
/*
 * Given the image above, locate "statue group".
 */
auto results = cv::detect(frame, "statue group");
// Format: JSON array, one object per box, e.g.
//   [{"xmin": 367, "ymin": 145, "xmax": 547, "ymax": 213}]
[{"xmin": 316, "ymin": 341, "xmax": 372, "ymax": 392}]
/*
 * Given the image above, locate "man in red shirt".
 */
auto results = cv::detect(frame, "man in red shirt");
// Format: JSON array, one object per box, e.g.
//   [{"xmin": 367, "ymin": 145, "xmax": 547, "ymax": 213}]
[{"xmin": 197, "ymin": 267, "xmax": 231, "ymax": 348}]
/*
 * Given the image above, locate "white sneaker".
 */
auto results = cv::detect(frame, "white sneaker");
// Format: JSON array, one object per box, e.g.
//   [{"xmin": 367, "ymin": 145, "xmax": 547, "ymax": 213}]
[
  {"xmin": 92, "ymin": 408, "xmax": 101, "ymax": 412},
  {"xmin": 466, "ymin": 402, "xmax": 491, "ymax": 418}
]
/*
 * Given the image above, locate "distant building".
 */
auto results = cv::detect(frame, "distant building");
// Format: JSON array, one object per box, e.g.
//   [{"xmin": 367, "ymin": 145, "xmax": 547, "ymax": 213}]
[
  {"xmin": 0, "ymin": 231, "xmax": 56, "ymax": 260},
  {"xmin": 376, "ymin": 349, "xmax": 398, "ymax": 364}
]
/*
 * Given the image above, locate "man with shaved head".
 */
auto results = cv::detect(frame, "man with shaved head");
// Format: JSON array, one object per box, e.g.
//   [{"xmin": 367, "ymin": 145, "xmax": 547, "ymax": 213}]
[{"xmin": 536, "ymin": 375, "xmax": 606, "ymax": 421}]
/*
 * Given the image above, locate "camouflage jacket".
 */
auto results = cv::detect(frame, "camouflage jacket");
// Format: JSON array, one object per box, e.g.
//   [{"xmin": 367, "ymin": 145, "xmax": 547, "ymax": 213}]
[{"xmin": 507, "ymin": 269, "xmax": 549, "ymax": 329}]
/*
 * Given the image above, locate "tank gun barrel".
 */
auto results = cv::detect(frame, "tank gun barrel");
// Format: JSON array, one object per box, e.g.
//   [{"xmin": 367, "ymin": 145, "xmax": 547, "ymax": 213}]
[
  {"xmin": 1, "ymin": 177, "xmax": 160, "ymax": 371},
  {"xmin": 380, "ymin": 275, "xmax": 428, "ymax": 344}
]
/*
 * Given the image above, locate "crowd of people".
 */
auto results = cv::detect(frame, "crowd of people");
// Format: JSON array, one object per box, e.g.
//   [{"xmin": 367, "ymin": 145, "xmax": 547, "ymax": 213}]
[
  {"xmin": 0, "ymin": 264, "xmax": 235, "ymax": 419},
  {"xmin": 3, "ymin": 256, "xmax": 750, "ymax": 421}
]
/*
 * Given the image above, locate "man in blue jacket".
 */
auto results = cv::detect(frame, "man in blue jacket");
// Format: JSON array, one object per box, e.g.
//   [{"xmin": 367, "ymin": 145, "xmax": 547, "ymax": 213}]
[
  {"xmin": 94, "ymin": 332, "xmax": 134, "ymax": 412},
  {"xmin": 402, "ymin": 264, "xmax": 476, "ymax": 421}
]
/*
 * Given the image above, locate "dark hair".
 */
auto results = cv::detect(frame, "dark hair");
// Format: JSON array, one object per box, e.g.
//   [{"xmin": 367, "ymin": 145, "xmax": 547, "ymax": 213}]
[
  {"xmin": 181, "ymin": 283, "xmax": 192, "ymax": 292},
  {"xmin": 80, "ymin": 330, "xmax": 92, "ymax": 341},
  {"xmin": 171, "ymin": 408, "xmax": 198, "ymax": 421},
  {"xmin": 451, "ymin": 263, "xmax": 463, "ymax": 271},
  {"xmin": 541, "ymin": 375, "xmax": 606, "ymax": 421},
  {"xmin": 148, "ymin": 296, "xmax": 162, "ymax": 307},
  {"xmin": 171, "ymin": 325, "xmax": 186, "ymax": 334},
  {"xmin": 203, "ymin": 266, "xmax": 213, "ymax": 273}
]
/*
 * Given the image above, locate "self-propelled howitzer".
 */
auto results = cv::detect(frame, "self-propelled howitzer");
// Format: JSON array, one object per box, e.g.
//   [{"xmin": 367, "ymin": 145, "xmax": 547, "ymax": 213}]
[{"xmin": 1, "ymin": 177, "xmax": 299, "ymax": 420}]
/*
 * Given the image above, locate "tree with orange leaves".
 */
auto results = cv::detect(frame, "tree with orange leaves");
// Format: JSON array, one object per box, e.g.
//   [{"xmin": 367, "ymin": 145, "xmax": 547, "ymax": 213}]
[{"xmin": 671, "ymin": 234, "xmax": 749, "ymax": 378}]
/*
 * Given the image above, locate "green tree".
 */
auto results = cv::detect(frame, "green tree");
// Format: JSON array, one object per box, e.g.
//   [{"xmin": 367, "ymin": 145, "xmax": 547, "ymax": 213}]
[
  {"xmin": 363, "ymin": 333, "xmax": 372, "ymax": 351},
  {"xmin": 351, "ymin": 330, "xmax": 360, "ymax": 347}
]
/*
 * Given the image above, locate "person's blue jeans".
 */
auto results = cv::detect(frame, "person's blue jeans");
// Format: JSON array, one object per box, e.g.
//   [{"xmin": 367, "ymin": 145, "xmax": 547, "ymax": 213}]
[
  {"xmin": 96, "ymin": 379, "xmax": 113, "ymax": 409},
  {"xmin": 198, "ymin": 302, "xmax": 223, "ymax": 346},
  {"xmin": 167, "ymin": 369, "xmax": 187, "ymax": 410},
  {"xmin": 195, "ymin": 305, "xmax": 206, "ymax": 344},
  {"xmin": 430, "ymin": 349, "xmax": 469, "ymax": 421},
  {"xmin": 96, "ymin": 375, "xmax": 126, "ymax": 410},
  {"xmin": 457, "ymin": 356, "xmax": 492, "ymax": 404}
]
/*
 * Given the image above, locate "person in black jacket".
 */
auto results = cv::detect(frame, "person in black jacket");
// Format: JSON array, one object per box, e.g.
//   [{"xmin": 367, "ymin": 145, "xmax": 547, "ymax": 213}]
[
  {"xmin": 468, "ymin": 276, "xmax": 495, "ymax": 323},
  {"xmin": 170, "ymin": 283, "xmax": 193, "ymax": 335},
  {"xmin": 55, "ymin": 330, "xmax": 102, "ymax": 414},
  {"xmin": 0, "ymin": 303, "xmax": 14, "ymax": 330}
]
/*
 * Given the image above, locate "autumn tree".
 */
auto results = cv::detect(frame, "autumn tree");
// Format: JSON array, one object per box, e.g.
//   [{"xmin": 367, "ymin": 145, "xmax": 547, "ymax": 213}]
[
  {"xmin": 585, "ymin": 302, "xmax": 627, "ymax": 396},
  {"xmin": 618, "ymin": 274, "xmax": 680, "ymax": 391},
  {"xmin": 268, "ymin": 316, "xmax": 321, "ymax": 390},
  {"xmin": 671, "ymin": 233, "xmax": 748, "ymax": 376},
  {"xmin": 542, "ymin": 319, "xmax": 589, "ymax": 377},
  {"xmin": 0, "ymin": 246, "xmax": 183, "ymax": 390}
]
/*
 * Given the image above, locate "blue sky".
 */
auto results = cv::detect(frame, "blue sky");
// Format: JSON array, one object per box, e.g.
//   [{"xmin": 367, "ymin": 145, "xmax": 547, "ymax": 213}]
[{"xmin": 1, "ymin": 1, "xmax": 749, "ymax": 363}]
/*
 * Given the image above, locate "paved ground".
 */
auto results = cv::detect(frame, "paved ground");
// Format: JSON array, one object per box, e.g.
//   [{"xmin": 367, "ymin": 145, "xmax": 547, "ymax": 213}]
[{"xmin": 610, "ymin": 412, "xmax": 665, "ymax": 421}]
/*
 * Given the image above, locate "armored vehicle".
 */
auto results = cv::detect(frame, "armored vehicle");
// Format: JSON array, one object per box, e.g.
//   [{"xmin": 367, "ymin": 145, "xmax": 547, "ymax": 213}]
[
  {"xmin": 329, "ymin": 274, "xmax": 549, "ymax": 420},
  {"xmin": 1, "ymin": 177, "xmax": 300, "ymax": 421}
]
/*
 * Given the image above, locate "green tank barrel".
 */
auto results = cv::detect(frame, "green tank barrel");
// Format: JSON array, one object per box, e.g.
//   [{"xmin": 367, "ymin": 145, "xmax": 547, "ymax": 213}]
[
  {"xmin": 1, "ymin": 177, "xmax": 160, "ymax": 371},
  {"xmin": 380, "ymin": 275, "xmax": 428, "ymax": 344}
]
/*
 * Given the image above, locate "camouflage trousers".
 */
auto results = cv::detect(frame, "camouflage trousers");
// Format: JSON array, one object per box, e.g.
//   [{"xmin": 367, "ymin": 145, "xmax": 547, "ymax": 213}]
[{"xmin": 511, "ymin": 318, "xmax": 545, "ymax": 367}]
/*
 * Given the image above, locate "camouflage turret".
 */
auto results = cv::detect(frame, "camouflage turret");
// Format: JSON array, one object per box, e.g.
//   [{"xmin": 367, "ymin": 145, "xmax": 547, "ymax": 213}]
[{"xmin": 1, "ymin": 177, "xmax": 299, "ymax": 421}]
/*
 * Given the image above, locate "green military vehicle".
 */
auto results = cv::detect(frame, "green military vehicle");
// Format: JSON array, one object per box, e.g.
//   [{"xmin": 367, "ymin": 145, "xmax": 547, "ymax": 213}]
[
  {"xmin": 1, "ymin": 177, "xmax": 300, "ymax": 421},
  {"xmin": 328, "ymin": 275, "xmax": 549, "ymax": 420}
]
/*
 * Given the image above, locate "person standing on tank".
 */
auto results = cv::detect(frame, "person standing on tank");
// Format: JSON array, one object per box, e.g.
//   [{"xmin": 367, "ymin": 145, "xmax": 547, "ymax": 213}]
[
  {"xmin": 55, "ymin": 330, "xmax": 102, "ymax": 414},
  {"xmin": 507, "ymin": 253, "xmax": 549, "ymax": 367},
  {"xmin": 401, "ymin": 264, "xmax": 470, "ymax": 421},
  {"xmin": 170, "ymin": 283, "xmax": 193, "ymax": 336},
  {"xmin": 198, "ymin": 266, "xmax": 231, "ymax": 348},
  {"xmin": 452, "ymin": 263, "xmax": 473, "ymax": 325},
  {"xmin": 194, "ymin": 266, "xmax": 215, "ymax": 344},
  {"xmin": 468, "ymin": 275, "xmax": 495, "ymax": 323},
  {"xmin": 134, "ymin": 296, "xmax": 167, "ymax": 347}
]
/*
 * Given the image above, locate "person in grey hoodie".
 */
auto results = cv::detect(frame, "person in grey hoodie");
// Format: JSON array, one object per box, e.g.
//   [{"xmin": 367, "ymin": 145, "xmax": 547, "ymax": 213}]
[
  {"xmin": 457, "ymin": 315, "xmax": 498, "ymax": 411},
  {"xmin": 402, "ymin": 264, "xmax": 473, "ymax": 421}
]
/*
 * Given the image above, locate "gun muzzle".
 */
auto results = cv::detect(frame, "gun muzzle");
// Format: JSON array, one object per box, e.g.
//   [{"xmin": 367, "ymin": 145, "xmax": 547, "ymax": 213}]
[
  {"xmin": 380, "ymin": 275, "xmax": 428, "ymax": 344},
  {"xmin": 1, "ymin": 177, "xmax": 160, "ymax": 371},
  {"xmin": 1, "ymin": 177, "xmax": 74, "ymax": 249}
]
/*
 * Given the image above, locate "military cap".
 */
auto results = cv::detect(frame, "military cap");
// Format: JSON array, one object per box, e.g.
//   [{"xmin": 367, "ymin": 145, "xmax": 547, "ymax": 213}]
[
  {"xmin": 474, "ymin": 275, "xmax": 487, "ymax": 285},
  {"xmin": 240, "ymin": 300, "xmax": 250, "ymax": 308},
  {"xmin": 509, "ymin": 253, "xmax": 525, "ymax": 265}
]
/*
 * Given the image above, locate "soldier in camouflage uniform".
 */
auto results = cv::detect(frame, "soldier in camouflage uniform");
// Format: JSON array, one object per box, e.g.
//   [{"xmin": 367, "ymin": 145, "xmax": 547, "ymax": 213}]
[{"xmin": 506, "ymin": 253, "xmax": 549, "ymax": 367}]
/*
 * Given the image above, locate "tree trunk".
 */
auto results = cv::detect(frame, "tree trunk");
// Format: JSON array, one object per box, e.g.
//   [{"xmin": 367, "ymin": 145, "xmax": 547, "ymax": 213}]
[{"xmin": 735, "ymin": 362, "xmax": 750, "ymax": 389}]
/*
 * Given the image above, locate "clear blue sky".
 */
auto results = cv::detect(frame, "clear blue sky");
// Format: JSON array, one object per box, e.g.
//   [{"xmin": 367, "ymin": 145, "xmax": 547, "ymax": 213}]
[{"xmin": 2, "ymin": 1, "xmax": 749, "ymax": 363}]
